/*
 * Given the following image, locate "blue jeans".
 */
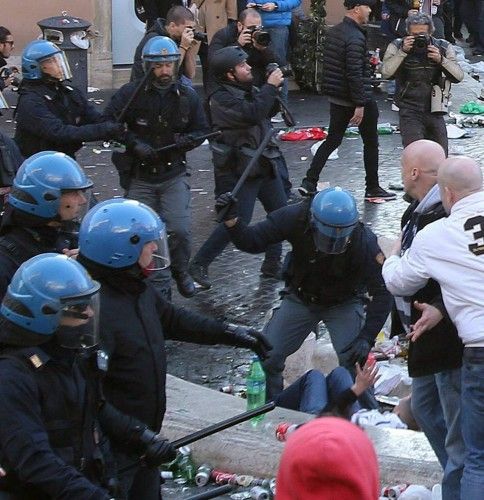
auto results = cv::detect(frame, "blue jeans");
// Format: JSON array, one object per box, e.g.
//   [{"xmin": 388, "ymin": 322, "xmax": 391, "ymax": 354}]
[
  {"xmin": 193, "ymin": 171, "xmax": 287, "ymax": 266},
  {"xmin": 275, "ymin": 368, "xmax": 361, "ymax": 416},
  {"xmin": 461, "ymin": 347, "xmax": 484, "ymax": 499},
  {"xmin": 267, "ymin": 26, "xmax": 289, "ymax": 104},
  {"xmin": 127, "ymin": 174, "xmax": 192, "ymax": 299},
  {"xmin": 261, "ymin": 292, "xmax": 367, "ymax": 401}
]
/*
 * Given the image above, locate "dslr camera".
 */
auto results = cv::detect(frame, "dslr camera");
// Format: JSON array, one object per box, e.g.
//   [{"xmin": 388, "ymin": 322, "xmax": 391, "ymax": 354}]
[
  {"xmin": 0, "ymin": 67, "xmax": 21, "ymax": 88},
  {"xmin": 266, "ymin": 62, "xmax": 294, "ymax": 78},
  {"xmin": 412, "ymin": 34, "xmax": 430, "ymax": 54},
  {"xmin": 247, "ymin": 26, "xmax": 271, "ymax": 47},
  {"xmin": 188, "ymin": 28, "xmax": 208, "ymax": 43}
]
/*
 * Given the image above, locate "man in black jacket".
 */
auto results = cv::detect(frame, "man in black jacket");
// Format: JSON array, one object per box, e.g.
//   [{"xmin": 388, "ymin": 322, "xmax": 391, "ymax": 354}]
[
  {"xmin": 0, "ymin": 254, "xmax": 176, "ymax": 499},
  {"xmin": 207, "ymin": 8, "xmax": 282, "ymax": 93},
  {"xmin": 14, "ymin": 40, "xmax": 122, "ymax": 159},
  {"xmin": 0, "ymin": 27, "xmax": 15, "ymax": 92},
  {"xmin": 216, "ymin": 186, "xmax": 392, "ymax": 403},
  {"xmin": 189, "ymin": 46, "xmax": 288, "ymax": 289},
  {"xmin": 77, "ymin": 198, "xmax": 271, "ymax": 500},
  {"xmin": 299, "ymin": 0, "xmax": 395, "ymax": 201},
  {"xmin": 391, "ymin": 139, "xmax": 464, "ymax": 500}
]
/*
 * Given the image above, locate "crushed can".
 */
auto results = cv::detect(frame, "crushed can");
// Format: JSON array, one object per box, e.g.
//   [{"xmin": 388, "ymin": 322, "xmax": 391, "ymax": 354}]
[
  {"xmin": 250, "ymin": 486, "xmax": 270, "ymax": 500},
  {"xmin": 195, "ymin": 464, "xmax": 213, "ymax": 487},
  {"xmin": 381, "ymin": 483, "xmax": 409, "ymax": 498},
  {"xmin": 275, "ymin": 422, "xmax": 300, "ymax": 442}
]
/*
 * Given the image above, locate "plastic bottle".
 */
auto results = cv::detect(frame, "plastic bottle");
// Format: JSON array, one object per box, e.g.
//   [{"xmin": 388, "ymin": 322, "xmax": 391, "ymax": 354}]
[
  {"xmin": 174, "ymin": 446, "xmax": 196, "ymax": 485},
  {"xmin": 246, "ymin": 356, "xmax": 266, "ymax": 426}
]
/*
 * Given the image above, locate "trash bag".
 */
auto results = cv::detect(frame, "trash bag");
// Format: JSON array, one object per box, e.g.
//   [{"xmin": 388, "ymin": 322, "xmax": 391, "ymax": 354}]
[
  {"xmin": 280, "ymin": 127, "xmax": 327, "ymax": 141},
  {"xmin": 459, "ymin": 101, "xmax": 484, "ymax": 114}
]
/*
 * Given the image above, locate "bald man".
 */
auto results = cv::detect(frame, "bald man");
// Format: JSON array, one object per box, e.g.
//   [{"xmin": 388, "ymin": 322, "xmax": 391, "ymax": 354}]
[
  {"xmin": 382, "ymin": 156, "xmax": 484, "ymax": 500},
  {"xmin": 388, "ymin": 140, "xmax": 464, "ymax": 500}
]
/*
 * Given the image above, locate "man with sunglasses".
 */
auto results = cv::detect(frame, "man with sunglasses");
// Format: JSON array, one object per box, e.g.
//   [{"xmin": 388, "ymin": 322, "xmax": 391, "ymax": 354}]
[{"xmin": 0, "ymin": 27, "xmax": 14, "ymax": 91}]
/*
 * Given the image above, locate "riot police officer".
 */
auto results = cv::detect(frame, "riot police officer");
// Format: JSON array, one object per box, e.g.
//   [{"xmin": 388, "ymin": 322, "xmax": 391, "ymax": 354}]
[
  {"xmin": 104, "ymin": 36, "xmax": 209, "ymax": 299},
  {"xmin": 0, "ymin": 254, "xmax": 176, "ymax": 499},
  {"xmin": 0, "ymin": 151, "xmax": 92, "ymax": 300},
  {"xmin": 216, "ymin": 187, "xmax": 392, "ymax": 402},
  {"xmin": 189, "ymin": 46, "xmax": 288, "ymax": 290},
  {"xmin": 76, "ymin": 199, "xmax": 271, "ymax": 500},
  {"xmin": 14, "ymin": 40, "xmax": 123, "ymax": 158}
]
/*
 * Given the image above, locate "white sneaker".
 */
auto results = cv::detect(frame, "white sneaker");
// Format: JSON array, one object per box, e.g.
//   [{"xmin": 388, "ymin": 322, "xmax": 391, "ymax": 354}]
[
  {"xmin": 391, "ymin": 103, "xmax": 399, "ymax": 112},
  {"xmin": 271, "ymin": 112, "xmax": 284, "ymax": 123}
]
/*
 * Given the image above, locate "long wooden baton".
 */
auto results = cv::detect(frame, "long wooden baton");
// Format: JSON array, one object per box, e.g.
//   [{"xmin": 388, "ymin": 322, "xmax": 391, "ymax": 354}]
[
  {"xmin": 118, "ymin": 402, "xmax": 275, "ymax": 474},
  {"xmin": 216, "ymin": 129, "xmax": 275, "ymax": 223}
]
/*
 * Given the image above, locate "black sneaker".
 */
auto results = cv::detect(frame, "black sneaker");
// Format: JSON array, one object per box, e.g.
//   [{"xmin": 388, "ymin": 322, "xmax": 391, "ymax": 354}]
[
  {"xmin": 364, "ymin": 186, "xmax": 397, "ymax": 201},
  {"xmin": 173, "ymin": 271, "xmax": 196, "ymax": 298},
  {"xmin": 188, "ymin": 261, "xmax": 211, "ymax": 290},
  {"xmin": 260, "ymin": 258, "xmax": 283, "ymax": 279}
]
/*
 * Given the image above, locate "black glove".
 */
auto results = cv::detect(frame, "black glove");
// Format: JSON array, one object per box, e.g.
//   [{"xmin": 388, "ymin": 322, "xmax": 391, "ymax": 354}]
[
  {"xmin": 132, "ymin": 141, "xmax": 158, "ymax": 162},
  {"xmin": 215, "ymin": 192, "xmax": 238, "ymax": 221},
  {"xmin": 175, "ymin": 133, "xmax": 199, "ymax": 151},
  {"xmin": 137, "ymin": 428, "xmax": 176, "ymax": 467},
  {"xmin": 103, "ymin": 121, "xmax": 126, "ymax": 141},
  {"xmin": 224, "ymin": 324, "xmax": 273, "ymax": 361},
  {"xmin": 341, "ymin": 337, "xmax": 372, "ymax": 367}
]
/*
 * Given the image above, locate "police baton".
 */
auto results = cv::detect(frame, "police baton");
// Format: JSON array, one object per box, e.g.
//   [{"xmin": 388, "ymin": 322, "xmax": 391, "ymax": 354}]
[
  {"xmin": 154, "ymin": 130, "xmax": 222, "ymax": 154},
  {"xmin": 216, "ymin": 129, "xmax": 275, "ymax": 223},
  {"xmin": 118, "ymin": 402, "xmax": 275, "ymax": 474},
  {"xmin": 115, "ymin": 68, "xmax": 153, "ymax": 123}
]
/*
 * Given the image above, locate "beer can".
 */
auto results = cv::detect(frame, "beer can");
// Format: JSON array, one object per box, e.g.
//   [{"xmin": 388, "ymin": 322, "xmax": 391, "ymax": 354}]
[
  {"xmin": 195, "ymin": 464, "xmax": 212, "ymax": 487},
  {"xmin": 275, "ymin": 422, "xmax": 299, "ymax": 442},
  {"xmin": 381, "ymin": 484, "xmax": 408, "ymax": 498},
  {"xmin": 211, "ymin": 469, "xmax": 237, "ymax": 485},
  {"xmin": 250, "ymin": 486, "xmax": 270, "ymax": 500}
]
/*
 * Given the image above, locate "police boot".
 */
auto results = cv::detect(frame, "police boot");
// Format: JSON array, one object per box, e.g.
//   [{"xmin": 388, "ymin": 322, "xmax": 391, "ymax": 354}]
[
  {"xmin": 173, "ymin": 271, "xmax": 196, "ymax": 298},
  {"xmin": 260, "ymin": 257, "xmax": 282, "ymax": 279}
]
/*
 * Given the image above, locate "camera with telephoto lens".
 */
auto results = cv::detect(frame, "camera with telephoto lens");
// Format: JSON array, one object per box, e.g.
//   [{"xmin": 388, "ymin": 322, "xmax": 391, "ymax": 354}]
[
  {"xmin": 188, "ymin": 28, "xmax": 208, "ymax": 43},
  {"xmin": 412, "ymin": 34, "xmax": 430, "ymax": 54},
  {"xmin": 0, "ymin": 67, "xmax": 21, "ymax": 88},
  {"xmin": 247, "ymin": 26, "xmax": 271, "ymax": 47},
  {"xmin": 266, "ymin": 62, "xmax": 294, "ymax": 78}
]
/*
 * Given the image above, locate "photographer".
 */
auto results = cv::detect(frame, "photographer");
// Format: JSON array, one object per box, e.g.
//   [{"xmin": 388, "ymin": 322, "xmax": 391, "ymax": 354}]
[
  {"xmin": 382, "ymin": 12, "xmax": 463, "ymax": 154},
  {"xmin": 207, "ymin": 8, "xmax": 282, "ymax": 92},
  {"xmin": 0, "ymin": 27, "xmax": 15, "ymax": 91},
  {"xmin": 130, "ymin": 5, "xmax": 200, "ymax": 83}
]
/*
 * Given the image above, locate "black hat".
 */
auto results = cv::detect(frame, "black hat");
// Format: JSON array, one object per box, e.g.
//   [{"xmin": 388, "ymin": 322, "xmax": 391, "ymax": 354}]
[
  {"xmin": 344, "ymin": 0, "xmax": 376, "ymax": 8},
  {"xmin": 210, "ymin": 46, "xmax": 248, "ymax": 79}
]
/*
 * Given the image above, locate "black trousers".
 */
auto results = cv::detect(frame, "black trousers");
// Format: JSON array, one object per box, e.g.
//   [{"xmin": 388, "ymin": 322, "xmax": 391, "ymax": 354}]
[{"xmin": 304, "ymin": 100, "xmax": 380, "ymax": 189}]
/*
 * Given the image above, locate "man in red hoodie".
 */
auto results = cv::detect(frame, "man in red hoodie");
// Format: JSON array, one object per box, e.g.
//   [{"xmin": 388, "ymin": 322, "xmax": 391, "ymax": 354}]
[{"xmin": 276, "ymin": 417, "xmax": 379, "ymax": 500}]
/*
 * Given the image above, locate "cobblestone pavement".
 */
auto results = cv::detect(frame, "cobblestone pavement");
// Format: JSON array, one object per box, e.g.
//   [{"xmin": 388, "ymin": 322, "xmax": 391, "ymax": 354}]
[{"xmin": 1, "ymin": 85, "xmax": 483, "ymax": 396}]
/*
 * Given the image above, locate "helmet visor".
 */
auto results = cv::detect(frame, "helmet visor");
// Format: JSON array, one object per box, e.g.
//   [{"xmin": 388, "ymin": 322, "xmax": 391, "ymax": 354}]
[
  {"xmin": 40, "ymin": 52, "xmax": 72, "ymax": 82},
  {"xmin": 59, "ymin": 188, "xmax": 92, "ymax": 223},
  {"xmin": 57, "ymin": 292, "xmax": 100, "ymax": 349},
  {"xmin": 140, "ymin": 231, "xmax": 171, "ymax": 272},
  {"xmin": 311, "ymin": 219, "xmax": 356, "ymax": 254}
]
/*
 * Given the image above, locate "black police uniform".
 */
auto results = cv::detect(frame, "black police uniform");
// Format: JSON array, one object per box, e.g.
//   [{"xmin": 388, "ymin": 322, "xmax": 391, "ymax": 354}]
[
  {"xmin": 77, "ymin": 259, "xmax": 251, "ymax": 500},
  {"xmin": 0, "ymin": 132, "xmax": 23, "ymax": 215},
  {"xmin": 190, "ymin": 79, "xmax": 288, "ymax": 278},
  {"xmin": 14, "ymin": 80, "xmax": 120, "ymax": 158},
  {"xmin": 103, "ymin": 81, "xmax": 208, "ymax": 298},
  {"xmin": 226, "ymin": 200, "xmax": 392, "ymax": 400},
  {"xmin": 0, "ymin": 207, "xmax": 77, "ymax": 302}
]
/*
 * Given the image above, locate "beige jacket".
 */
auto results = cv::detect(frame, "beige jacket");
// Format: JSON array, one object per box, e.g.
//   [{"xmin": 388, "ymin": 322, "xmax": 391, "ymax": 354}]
[{"xmin": 193, "ymin": 0, "xmax": 237, "ymax": 43}]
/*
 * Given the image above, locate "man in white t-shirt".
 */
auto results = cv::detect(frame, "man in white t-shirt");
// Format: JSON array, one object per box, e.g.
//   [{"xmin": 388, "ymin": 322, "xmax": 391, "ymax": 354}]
[{"xmin": 382, "ymin": 156, "xmax": 484, "ymax": 500}]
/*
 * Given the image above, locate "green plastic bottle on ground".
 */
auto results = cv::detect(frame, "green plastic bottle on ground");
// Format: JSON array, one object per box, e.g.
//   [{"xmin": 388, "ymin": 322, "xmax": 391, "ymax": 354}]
[{"xmin": 246, "ymin": 356, "xmax": 266, "ymax": 426}]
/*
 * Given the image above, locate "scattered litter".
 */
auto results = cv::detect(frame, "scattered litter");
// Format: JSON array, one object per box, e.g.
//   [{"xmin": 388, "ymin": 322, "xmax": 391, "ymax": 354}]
[
  {"xmin": 280, "ymin": 127, "xmax": 327, "ymax": 141},
  {"xmin": 310, "ymin": 140, "xmax": 338, "ymax": 160},
  {"xmin": 446, "ymin": 124, "xmax": 469, "ymax": 139},
  {"xmin": 300, "ymin": 156, "xmax": 307, "ymax": 160},
  {"xmin": 84, "ymin": 165, "xmax": 97, "ymax": 169},
  {"xmin": 460, "ymin": 100, "xmax": 484, "ymax": 114},
  {"xmin": 198, "ymin": 169, "xmax": 211, "ymax": 172},
  {"xmin": 201, "ymin": 139, "xmax": 209, "ymax": 145},
  {"xmin": 366, "ymin": 197, "xmax": 388, "ymax": 204},
  {"xmin": 92, "ymin": 148, "xmax": 112, "ymax": 154},
  {"xmin": 351, "ymin": 409, "xmax": 407, "ymax": 429},
  {"xmin": 87, "ymin": 87, "xmax": 100, "ymax": 93},
  {"xmin": 373, "ymin": 361, "xmax": 411, "ymax": 396}
]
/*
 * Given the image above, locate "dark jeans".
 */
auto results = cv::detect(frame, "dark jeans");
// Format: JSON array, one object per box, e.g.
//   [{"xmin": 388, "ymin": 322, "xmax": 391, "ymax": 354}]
[
  {"xmin": 275, "ymin": 368, "xmax": 361, "ymax": 416},
  {"xmin": 193, "ymin": 169, "xmax": 287, "ymax": 266},
  {"xmin": 116, "ymin": 452, "xmax": 161, "ymax": 500},
  {"xmin": 399, "ymin": 107, "xmax": 448, "ymax": 155},
  {"xmin": 304, "ymin": 101, "xmax": 380, "ymax": 189}
]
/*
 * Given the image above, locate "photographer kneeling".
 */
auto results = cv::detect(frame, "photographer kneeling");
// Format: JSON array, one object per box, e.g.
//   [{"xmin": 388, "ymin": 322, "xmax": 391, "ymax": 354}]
[
  {"xmin": 382, "ymin": 12, "xmax": 463, "ymax": 155},
  {"xmin": 207, "ymin": 8, "xmax": 283, "ymax": 93}
]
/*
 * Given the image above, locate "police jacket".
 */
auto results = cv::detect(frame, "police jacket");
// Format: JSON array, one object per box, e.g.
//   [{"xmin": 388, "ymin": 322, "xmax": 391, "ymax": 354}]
[
  {"xmin": 103, "ymin": 81, "xmax": 208, "ymax": 184},
  {"xmin": 0, "ymin": 341, "xmax": 112, "ymax": 499},
  {"xmin": 209, "ymin": 80, "xmax": 281, "ymax": 181},
  {"xmin": 14, "ymin": 81, "xmax": 115, "ymax": 158},
  {"xmin": 208, "ymin": 23, "xmax": 282, "ymax": 91},
  {"xmin": 78, "ymin": 261, "xmax": 244, "ymax": 435},
  {"xmin": 322, "ymin": 17, "xmax": 373, "ymax": 106},
  {"xmin": 227, "ymin": 201, "xmax": 392, "ymax": 343},
  {"xmin": 381, "ymin": 37, "xmax": 464, "ymax": 112},
  {"xmin": 0, "ymin": 132, "xmax": 23, "ymax": 215},
  {"xmin": 390, "ymin": 199, "xmax": 463, "ymax": 377}
]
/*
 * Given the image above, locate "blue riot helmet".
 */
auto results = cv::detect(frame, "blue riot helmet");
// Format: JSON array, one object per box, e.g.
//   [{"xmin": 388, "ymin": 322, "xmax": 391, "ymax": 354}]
[
  {"xmin": 78, "ymin": 198, "xmax": 170, "ymax": 271},
  {"xmin": 141, "ymin": 35, "xmax": 180, "ymax": 75},
  {"xmin": 1, "ymin": 253, "xmax": 101, "ymax": 348},
  {"xmin": 9, "ymin": 151, "xmax": 93, "ymax": 221},
  {"xmin": 310, "ymin": 187, "xmax": 359, "ymax": 254},
  {"xmin": 22, "ymin": 40, "xmax": 72, "ymax": 82}
]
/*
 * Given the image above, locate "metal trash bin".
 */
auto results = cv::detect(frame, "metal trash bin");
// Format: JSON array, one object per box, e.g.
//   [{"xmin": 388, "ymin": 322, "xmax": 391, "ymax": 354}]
[{"xmin": 37, "ymin": 13, "xmax": 91, "ymax": 94}]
